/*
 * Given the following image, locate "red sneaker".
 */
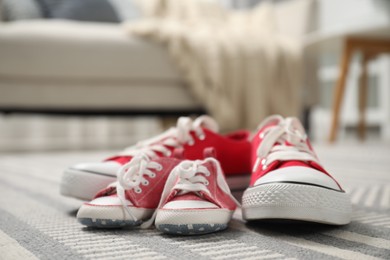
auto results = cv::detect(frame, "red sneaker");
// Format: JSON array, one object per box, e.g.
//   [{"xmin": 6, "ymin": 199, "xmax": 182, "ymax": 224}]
[
  {"xmin": 154, "ymin": 148, "xmax": 238, "ymax": 235},
  {"xmin": 77, "ymin": 153, "xmax": 183, "ymax": 228},
  {"xmin": 242, "ymin": 115, "xmax": 352, "ymax": 225},
  {"xmin": 61, "ymin": 115, "xmax": 251, "ymax": 200}
]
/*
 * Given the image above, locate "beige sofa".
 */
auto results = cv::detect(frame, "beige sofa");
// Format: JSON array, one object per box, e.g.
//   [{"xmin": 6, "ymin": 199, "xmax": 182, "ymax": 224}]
[
  {"xmin": 0, "ymin": 20, "xmax": 205, "ymax": 116},
  {"xmin": 0, "ymin": 0, "xmax": 315, "ymax": 118}
]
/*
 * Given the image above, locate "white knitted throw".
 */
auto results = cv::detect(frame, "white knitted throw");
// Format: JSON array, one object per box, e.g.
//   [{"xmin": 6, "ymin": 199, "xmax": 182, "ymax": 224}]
[{"xmin": 125, "ymin": 0, "xmax": 302, "ymax": 130}]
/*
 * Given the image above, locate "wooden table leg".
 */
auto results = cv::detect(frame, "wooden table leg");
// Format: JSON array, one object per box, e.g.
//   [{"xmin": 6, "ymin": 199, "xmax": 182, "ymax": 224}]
[
  {"xmin": 329, "ymin": 41, "xmax": 353, "ymax": 142},
  {"xmin": 328, "ymin": 37, "xmax": 390, "ymax": 142},
  {"xmin": 358, "ymin": 52, "xmax": 370, "ymax": 140}
]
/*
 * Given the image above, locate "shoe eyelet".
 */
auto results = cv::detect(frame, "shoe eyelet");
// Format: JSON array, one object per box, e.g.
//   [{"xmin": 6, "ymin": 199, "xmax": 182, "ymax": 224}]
[
  {"xmin": 157, "ymin": 165, "xmax": 163, "ymax": 171},
  {"xmin": 198, "ymin": 133, "xmax": 206, "ymax": 140},
  {"xmin": 150, "ymin": 173, "xmax": 157, "ymax": 178},
  {"xmin": 188, "ymin": 140, "xmax": 195, "ymax": 146},
  {"xmin": 135, "ymin": 188, "xmax": 142, "ymax": 193},
  {"xmin": 143, "ymin": 180, "xmax": 149, "ymax": 186},
  {"xmin": 205, "ymin": 180, "xmax": 209, "ymax": 186},
  {"xmin": 165, "ymin": 150, "xmax": 172, "ymax": 157},
  {"xmin": 261, "ymin": 158, "xmax": 267, "ymax": 170}
]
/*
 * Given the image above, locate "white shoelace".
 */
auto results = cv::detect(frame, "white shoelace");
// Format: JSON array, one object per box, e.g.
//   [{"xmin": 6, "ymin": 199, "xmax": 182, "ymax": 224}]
[
  {"xmin": 141, "ymin": 158, "xmax": 240, "ymax": 228},
  {"xmin": 253, "ymin": 116, "xmax": 320, "ymax": 172},
  {"xmin": 116, "ymin": 154, "xmax": 162, "ymax": 222},
  {"xmin": 118, "ymin": 116, "xmax": 218, "ymax": 159}
]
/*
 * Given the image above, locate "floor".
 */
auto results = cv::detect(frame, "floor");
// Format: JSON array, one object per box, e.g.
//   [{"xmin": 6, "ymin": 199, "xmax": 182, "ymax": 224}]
[{"xmin": 0, "ymin": 143, "xmax": 389, "ymax": 259}]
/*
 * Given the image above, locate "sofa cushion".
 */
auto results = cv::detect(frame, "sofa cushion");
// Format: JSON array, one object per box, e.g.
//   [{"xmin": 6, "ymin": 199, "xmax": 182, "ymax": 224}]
[
  {"xmin": 0, "ymin": 20, "xmax": 182, "ymax": 81},
  {"xmin": 0, "ymin": 80, "xmax": 202, "ymax": 110},
  {"xmin": 52, "ymin": 0, "xmax": 121, "ymax": 23},
  {"xmin": 2, "ymin": 0, "xmax": 43, "ymax": 21},
  {"xmin": 52, "ymin": 0, "xmax": 141, "ymax": 22},
  {"xmin": 35, "ymin": 0, "xmax": 141, "ymax": 22}
]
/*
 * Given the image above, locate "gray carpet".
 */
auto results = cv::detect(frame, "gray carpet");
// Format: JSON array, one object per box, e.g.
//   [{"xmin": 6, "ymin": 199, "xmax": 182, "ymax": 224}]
[{"xmin": 0, "ymin": 143, "xmax": 389, "ymax": 259}]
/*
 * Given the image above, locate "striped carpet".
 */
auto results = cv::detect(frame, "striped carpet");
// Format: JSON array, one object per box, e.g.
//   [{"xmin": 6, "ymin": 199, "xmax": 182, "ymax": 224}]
[{"xmin": 0, "ymin": 143, "xmax": 389, "ymax": 259}]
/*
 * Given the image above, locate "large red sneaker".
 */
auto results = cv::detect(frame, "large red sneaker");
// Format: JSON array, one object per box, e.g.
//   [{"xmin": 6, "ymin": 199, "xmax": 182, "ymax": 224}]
[
  {"xmin": 242, "ymin": 115, "xmax": 352, "ymax": 225},
  {"xmin": 153, "ymin": 149, "xmax": 238, "ymax": 235},
  {"xmin": 77, "ymin": 153, "xmax": 183, "ymax": 228},
  {"xmin": 61, "ymin": 115, "xmax": 251, "ymax": 200}
]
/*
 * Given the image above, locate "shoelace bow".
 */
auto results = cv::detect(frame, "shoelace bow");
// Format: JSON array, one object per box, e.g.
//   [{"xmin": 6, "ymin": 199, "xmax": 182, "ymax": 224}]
[
  {"xmin": 253, "ymin": 116, "xmax": 320, "ymax": 172},
  {"xmin": 174, "ymin": 160, "xmax": 211, "ymax": 196},
  {"xmin": 118, "ymin": 116, "xmax": 216, "ymax": 159},
  {"xmin": 116, "ymin": 153, "xmax": 162, "ymax": 223},
  {"xmin": 142, "ymin": 158, "xmax": 240, "ymax": 229}
]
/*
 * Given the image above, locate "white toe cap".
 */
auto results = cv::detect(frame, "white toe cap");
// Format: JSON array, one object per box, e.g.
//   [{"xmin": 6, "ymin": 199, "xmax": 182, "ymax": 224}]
[
  {"xmin": 254, "ymin": 166, "xmax": 341, "ymax": 191},
  {"xmin": 70, "ymin": 161, "xmax": 121, "ymax": 176},
  {"xmin": 163, "ymin": 200, "xmax": 218, "ymax": 209},
  {"xmin": 88, "ymin": 196, "xmax": 132, "ymax": 206}
]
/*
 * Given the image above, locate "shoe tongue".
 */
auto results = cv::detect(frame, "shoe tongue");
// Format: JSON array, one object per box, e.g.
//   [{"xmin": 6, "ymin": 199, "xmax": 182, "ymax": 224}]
[
  {"xmin": 172, "ymin": 148, "xmax": 185, "ymax": 159},
  {"xmin": 256, "ymin": 116, "xmax": 306, "ymax": 147},
  {"xmin": 278, "ymin": 160, "xmax": 310, "ymax": 169},
  {"xmin": 193, "ymin": 115, "xmax": 219, "ymax": 133},
  {"xmin": 277, "ymin": 160, "xmax": 325, "ymax": 173},
  {"xmin": 171, "ymin": 193, "xmax": 204, "ymax": 202},
  {"xmin": 104, "ymin": 155, "xmax": 133, "ymax": 165},
  {"xmin": 94, "ymin": 186, "xmax": 117, "ymax": 199},
  {"xmin": 256, "ymin": 115, "xmax": 284, "ymax": 135}
]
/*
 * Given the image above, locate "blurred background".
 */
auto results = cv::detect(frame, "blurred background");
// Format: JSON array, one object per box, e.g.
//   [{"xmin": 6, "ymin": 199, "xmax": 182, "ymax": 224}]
[{"xmin": 0, "ymin": 0, "xmax": 389, "ymax": 153}]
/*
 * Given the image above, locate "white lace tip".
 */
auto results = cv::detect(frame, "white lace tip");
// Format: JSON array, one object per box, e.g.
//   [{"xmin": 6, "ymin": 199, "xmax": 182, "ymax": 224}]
[
  {"xmin": 252, "ymin": 158, "xmax": 261, "ymax": 172},
  {"xmin": 140, "ymin": 221, "xmax": 153, "ymax": 229},
  {"xmin": 140, "ymin": 212, "xmax": 157, "ymax": 229}
]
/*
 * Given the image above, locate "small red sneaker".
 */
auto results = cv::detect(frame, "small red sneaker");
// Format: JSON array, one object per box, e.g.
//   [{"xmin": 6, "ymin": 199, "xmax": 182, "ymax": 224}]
[
  {"xmin": 61, "ymin": 115, "xmax": 251, "ymax": 200},
  {"xmin": 77, "ymin": 153, "xmax": 183, "ymax": 228},
  {"xmin": 153, "ymin": 148, "xmax": 238, "ymax": 235},
  {"xmin": 242, "ymin": 115, "xmax": 352, "ymax": 225}
]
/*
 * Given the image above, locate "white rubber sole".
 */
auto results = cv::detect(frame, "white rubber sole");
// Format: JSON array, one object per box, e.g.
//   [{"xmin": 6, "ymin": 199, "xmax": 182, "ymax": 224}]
[
  {"xmin": 242, "ymin": 183, "xmax": 352, "ymax": 225},
  {"xmin": 155, "ymin": 208, "xmax": 234, "ymax": 235},
  {"xmin": 77, "ymin": 204, "xmax": 154, "ymax": 228},
  {"xmin": 60, "ymin": 168, "xmax": 116, "ymax": 201},
  {"xmin": 61, "ymin": 167, "xmax": 250, "ymax": 201}
]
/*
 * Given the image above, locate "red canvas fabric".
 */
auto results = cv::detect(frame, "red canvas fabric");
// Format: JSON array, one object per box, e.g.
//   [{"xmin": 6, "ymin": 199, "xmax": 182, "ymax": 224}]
[
  {"xmin": 92, "ymin": 157, "xmax": 182, "ymax": 209},
  {"xmin": 161, "ymin": 160, "xmax": 237, "ymax": 211},
  {"xmin": 250, "ymin": 117, "xmax": 342, "ymax": 189},
  {"xmin": 106, "ymin": 128, "xmax": 251, "ymax": 176}
]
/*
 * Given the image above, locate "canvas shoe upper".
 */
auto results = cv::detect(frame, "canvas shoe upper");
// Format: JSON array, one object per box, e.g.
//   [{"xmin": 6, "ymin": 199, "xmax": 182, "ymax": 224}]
[
  {"xmin": 152, "ymin": 148, "xmax": 238, "ymax": 235},
  {"xmin": 77, "ymin": 153, "xmax": 183, "ymax": 228},
  {"xmin": 242, "ymin": 115, "xmax": 352, "ymax": 225},
  {"xmin": 61, "ymin": 115, "xmax": 251, "ymax": 201}
]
